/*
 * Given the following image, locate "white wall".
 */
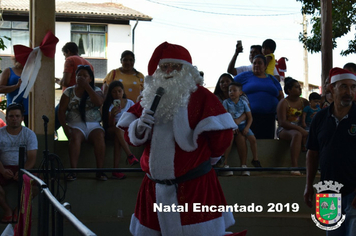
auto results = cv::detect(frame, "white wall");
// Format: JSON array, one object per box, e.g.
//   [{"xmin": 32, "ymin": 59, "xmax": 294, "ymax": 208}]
[
  {"xmin": 54, "ymin": 22, "xmax": 71, "ymax": 79},
  {"xmin": 53, "ymin": 22, "xmax": 132, "ymax": 79},
  {"xmin": 106, "ymin": 24, "xmax": 132, "ymax": 72}
]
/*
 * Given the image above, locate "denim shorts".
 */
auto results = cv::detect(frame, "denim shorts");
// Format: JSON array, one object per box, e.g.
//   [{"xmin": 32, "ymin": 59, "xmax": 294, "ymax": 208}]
[
  {"xmin": 237, "ymin": 123, "xmax": 254, "ymax": 136},
  {"xmin": 326, "ymin": 191, "xmax": 356, "ymax": 236}
]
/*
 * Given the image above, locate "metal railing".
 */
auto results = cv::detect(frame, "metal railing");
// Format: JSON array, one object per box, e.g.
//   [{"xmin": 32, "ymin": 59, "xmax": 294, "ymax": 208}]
[
  {"xmin": 17, "ymin": 140, "xmax": 307, "ymax": 236},
  {"xmin": 20, "ymin": 169, "xmax": 96, "ymax": 236}
]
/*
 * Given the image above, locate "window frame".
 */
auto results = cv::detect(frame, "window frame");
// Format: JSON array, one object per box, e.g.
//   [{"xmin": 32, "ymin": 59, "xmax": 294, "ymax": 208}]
[
  {"xmin": 0, "ymin": 21, "xmax": 30, "ymax": 55},
  {"xmin": 71, "ymin": 23, "xmax": 107, "ymax": 59}
]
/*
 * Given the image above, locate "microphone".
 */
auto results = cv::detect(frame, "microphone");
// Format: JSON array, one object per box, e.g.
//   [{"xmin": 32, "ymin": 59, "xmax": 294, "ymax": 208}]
[
  {"xmin": 150, "ymin": 87, "xmax": 165, "ymax": 114},
  {"xmin": 42, "ymin": 115, "xmax": 49, "ymax": 123}
]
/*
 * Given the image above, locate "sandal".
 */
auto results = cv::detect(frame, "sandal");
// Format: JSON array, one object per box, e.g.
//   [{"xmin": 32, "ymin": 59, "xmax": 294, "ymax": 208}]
[
  {"xmin": 1, "ymin": 215, "xmax": 12, "ymax": 224},
  {"xmin": 251, "ymin": 160, "xmax": 262, "ymax": 168},
  {"xmin": 291, "ymin": 171, "xmax": 302, "ymax": 176},
  {"xmin": 12, "ymin": 210, "xmax": 18, "ymax": 223},
  {"xmin": 65, "ymin": 172, "xmax": 77, "ymax": 181},
  {"xmin": 126, "ymin": 154, "xmax": 139, "ymax": 166},
  {"xmin": 96, "ymin": 172, "xmax": 108, "ymax": 181}
]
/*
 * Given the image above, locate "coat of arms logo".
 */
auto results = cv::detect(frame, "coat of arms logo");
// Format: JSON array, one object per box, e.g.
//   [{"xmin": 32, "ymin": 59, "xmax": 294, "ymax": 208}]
[{"xmin": 311, "ymin": 181, "xmax": 346, "ymax": 231}]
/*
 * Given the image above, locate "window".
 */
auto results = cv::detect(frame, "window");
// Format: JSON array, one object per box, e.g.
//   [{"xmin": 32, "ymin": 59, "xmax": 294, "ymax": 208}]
[
  {"xmin": 0, "ymin": 21, "xmax": 30, "ymax": 54},
  {"xmin": 71, "ymin": 24, "xmax": 107, "ymax": 58}
]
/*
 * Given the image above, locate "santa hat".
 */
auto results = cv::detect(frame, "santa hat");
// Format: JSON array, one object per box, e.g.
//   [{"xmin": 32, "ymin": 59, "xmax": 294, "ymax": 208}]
[
  {"xmin": 148, "ymin": 42, "xmax": 192, "ymax": 76},
  {"xmin": 329, "ymin": 67, "xmax": 356, "ymax": 84},
  {"xmin": 277, "ymin": 57, "xmax": 288, "ymax": 73}
]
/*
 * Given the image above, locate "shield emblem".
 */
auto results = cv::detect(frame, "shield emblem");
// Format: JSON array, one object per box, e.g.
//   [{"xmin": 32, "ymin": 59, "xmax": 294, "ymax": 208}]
[
  {"xmin": 348, "ymin": 124, "xmax": 356, "ymax": 135},
  {"xmin": 315, "ymin": 193, "xmax": 342, "ymax": 225}
]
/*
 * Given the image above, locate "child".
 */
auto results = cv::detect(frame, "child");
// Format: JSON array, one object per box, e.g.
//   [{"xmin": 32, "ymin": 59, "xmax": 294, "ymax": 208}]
[
  {"xmin": 262, "ymin": 39, "xmax": 276, "ymax": 76},
  {"xmin": 102, "ymin": 81, "xmax": 139, "ymax": 179},
  {"xmin": 343, "ymin": 62, "xmax": 356, "ymax": 73},
  {"xmin": 222, "ymin": 82, "xmax": 261, "ymax": 176},
  {"xmin": 302, "ymin": 92, "xmax": 321, "ymax": 131}
]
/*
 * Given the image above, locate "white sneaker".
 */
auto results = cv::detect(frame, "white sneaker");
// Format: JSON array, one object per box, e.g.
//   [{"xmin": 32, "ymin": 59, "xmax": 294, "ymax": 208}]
[
  {"xmin": 220, "ymin": 165, "xmax": 233, "ymax": 176},
  {"xmin": 290, "ymin": 171, "xmax": 302, "ymax": 176},
  {"xmin": 241, "ymin": 165, "xmax": 250, "ymax": 176}
]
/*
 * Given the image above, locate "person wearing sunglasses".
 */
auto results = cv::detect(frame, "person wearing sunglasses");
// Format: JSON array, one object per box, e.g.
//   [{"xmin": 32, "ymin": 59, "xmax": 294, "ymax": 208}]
[
  {"xmin": 58, "ymin": 65, "xmax": 107, "ymax": 181},
  {"xmin": 118, "ymin": 42, "xmax": 241, "ymax": 236},
  {"xmin": 55, "ymin": 42, "xmax": 94, "ymax": 132}
]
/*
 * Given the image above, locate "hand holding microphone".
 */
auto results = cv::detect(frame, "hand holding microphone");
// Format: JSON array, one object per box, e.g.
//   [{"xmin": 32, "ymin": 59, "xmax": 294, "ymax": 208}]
[
  {"xmin": 136, "ymin": 87, "xmax": 165, "ymax": 135},
  {"xmin": 137, "ymin": 109, "xmax": 155, "ymax": 134}
]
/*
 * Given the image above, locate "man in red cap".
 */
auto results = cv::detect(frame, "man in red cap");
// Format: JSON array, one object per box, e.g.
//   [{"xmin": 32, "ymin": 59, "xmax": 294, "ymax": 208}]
[
  {"xmin": 118, "ymin": 42, "xmax": 244, "ymax": 235},
  {"xmin": 304, "ymin": 67, "xmax": 356, "ymax": 235}
]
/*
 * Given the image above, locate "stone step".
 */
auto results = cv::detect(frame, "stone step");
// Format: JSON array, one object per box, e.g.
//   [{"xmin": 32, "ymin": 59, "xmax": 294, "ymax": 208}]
[
  {"xmin": 0, "ymin": 174, "xmax": 323, "ymax": 236},
  {"xmin": 49, "ymin": 139, "xmax": 306, "ymax": 174},
  {"xmin": 0, "ymin": 138, "xmax": 314, "ymax": 235}
]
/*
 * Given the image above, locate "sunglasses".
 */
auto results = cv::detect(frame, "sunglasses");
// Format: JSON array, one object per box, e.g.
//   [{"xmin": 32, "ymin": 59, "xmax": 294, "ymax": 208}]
[
  {"xmin": 77, "ymin": 65, "xmax": 91, "ymax": 69},
  {"xmin": 7, "ymin": 102, "xmax": 24, "ymax": 112},
  {"xmin": 159, "ymin": 63, "xmax": 183, "ymax": 72}
]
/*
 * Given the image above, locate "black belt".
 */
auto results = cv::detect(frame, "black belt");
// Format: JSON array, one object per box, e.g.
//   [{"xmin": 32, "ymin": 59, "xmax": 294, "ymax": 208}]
[{"xmin": 146, "ymin": 160, "xmax": 212, "ymax": 185}]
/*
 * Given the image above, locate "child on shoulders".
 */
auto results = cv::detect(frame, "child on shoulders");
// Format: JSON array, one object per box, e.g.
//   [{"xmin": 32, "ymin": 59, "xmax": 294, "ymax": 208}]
[
  {"xmin": 302, "ymin": 92, "xmax": 321, "ymax": 131},
  {"xmin": 222, "ymin": 82, "xmax": 261, "ymax": 177},
  {"xmin": 262, "ymin": 39, "xmax": 276, "ymax": 76}
]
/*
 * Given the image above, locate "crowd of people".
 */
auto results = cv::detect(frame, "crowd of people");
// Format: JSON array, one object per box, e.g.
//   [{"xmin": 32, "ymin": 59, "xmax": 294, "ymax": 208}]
[
  {"xmin": 215, "ymin": 39, "xmax": 356, "ymax": 179},
  {"xmin": 1, "ymin": 39, "xmax": 356, "ymax": 234},
  {"xmin": 1, "ymin": 40, "xmax": 354, "ymax": 181}
]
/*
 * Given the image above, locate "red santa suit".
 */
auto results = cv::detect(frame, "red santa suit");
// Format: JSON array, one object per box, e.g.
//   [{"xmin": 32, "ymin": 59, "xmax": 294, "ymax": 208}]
[
  {"xmin": 119, "ymin": 85, "xmax": 237, "ymax": 236},
  {"xmin": 118, "ymin": 42, "xmax": 240, "ymax": 236}
]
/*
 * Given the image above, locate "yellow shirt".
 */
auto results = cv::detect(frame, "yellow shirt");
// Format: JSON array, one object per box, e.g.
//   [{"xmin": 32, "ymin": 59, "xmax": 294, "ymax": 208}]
[
  {"xmin": 265, "ymin": 53, "xmax": 275, "ymax": 76},
  {"xmin": 104, "ymin": 69, "xmax": 144, "ymax": 102}
]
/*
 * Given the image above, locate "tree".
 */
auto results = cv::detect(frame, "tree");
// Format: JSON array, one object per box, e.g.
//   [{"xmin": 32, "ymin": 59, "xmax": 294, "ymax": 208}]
[
  {"xmin": 297, "ymin": 0, "xmax": 356, "ymax": 56},
  {"xmin": 0, "ymin": 36, "xmax": 11, "ymax": 73}
]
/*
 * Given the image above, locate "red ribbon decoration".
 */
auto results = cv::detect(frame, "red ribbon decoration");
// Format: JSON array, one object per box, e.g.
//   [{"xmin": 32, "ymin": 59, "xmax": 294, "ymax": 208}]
[{"xmin": 14, "ymin": 31, "xmax": 59, "ymax": 66}]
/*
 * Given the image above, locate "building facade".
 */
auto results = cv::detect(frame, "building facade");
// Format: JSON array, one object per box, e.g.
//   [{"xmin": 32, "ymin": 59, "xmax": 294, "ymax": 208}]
[{"xmin": 0, "ymin": 0, "xmax": 152, "ymax": 82}]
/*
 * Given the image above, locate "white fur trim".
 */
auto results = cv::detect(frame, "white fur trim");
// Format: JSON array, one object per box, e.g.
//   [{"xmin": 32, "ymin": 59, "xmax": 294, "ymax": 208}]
[
  {"xmin": 156, "ymin": 184, "xmax": 183, "ymax": 235},
  {"xmin": 173, "ymin": 108, "xmax": 237, "ymax": 152},
  {"xmin": 331, "ymin": 73, "xmax": 356, "ymax": 84},
  {"xmin": 182, "ymin": 212, "xmax": 235, "ymax": 236},
  {"xmin": 130, "ymin": 214, "xmax": 161, "ymax": 236},
  {"xmin": 127, "ymin": 119, "xmax": 151, "ymax": 146},
  {"xmin": 149, "ymin": 122, "xmax": 175, "ymax": 179},
  {"xmin": 130, "ymin": 201, "xmax": 235, "ymax": 236},
  {"xmin": 210, "ymin": 156, "xmax": 221, "ymax": 165},
  {"xmin": 117, "ymin": 111, "xmax": 137, "ymax": 128}
]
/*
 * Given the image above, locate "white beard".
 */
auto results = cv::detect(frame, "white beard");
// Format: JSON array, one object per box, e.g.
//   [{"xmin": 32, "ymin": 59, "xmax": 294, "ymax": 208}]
[{"xmin": 141, "ymin": 66, "xmax": 200, "ymax": 124}]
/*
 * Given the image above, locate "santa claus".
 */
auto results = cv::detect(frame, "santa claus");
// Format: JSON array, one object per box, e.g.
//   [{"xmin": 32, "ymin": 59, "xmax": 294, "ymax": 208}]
[{"xmin": 118, "ymin": 42, "xmax": 245, "ymax": 236}]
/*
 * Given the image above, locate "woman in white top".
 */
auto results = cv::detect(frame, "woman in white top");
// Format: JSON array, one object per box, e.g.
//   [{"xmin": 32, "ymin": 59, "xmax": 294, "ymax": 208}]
[
  {"xmin": 58, "ymin": 65, "xmax": 107, "ymax": 181},
  {"xmin": 102, "ymin": 80, "xmax": 138, "ymax": 179}
]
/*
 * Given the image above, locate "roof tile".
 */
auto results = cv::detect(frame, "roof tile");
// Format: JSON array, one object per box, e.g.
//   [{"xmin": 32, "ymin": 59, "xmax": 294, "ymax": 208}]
[{"xmin": 0, "ymin": 0, "xmax": 152, "ymax": 21}]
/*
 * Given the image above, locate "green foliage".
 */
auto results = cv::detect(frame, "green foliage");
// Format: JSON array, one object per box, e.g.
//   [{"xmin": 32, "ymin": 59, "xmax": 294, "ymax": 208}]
[
  {"xmin": 0, "ymin": 35, "xmax": 11, "ymax": 73},
  {"xmin": 0, "ymin": 36, "xmax": 10, "ymax": 51},
  {"xmin": 0, "ymin": 100, "xmax": 6, "ymax": 110},
  {"xmin": 296, "ymin": 0, "xmax": 356, "ymax": 55}
]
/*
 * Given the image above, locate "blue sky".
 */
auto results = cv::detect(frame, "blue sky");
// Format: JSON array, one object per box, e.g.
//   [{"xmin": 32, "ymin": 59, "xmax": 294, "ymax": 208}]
[{"xmin": 84, "ymin": 0, "xmax": 356, "ymax": 93}]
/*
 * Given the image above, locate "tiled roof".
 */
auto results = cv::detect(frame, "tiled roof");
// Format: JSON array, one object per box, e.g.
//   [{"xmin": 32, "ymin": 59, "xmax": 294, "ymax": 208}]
[{"xmin": 0, "ymin": 0, "xmax": 152, "ymax": 21}]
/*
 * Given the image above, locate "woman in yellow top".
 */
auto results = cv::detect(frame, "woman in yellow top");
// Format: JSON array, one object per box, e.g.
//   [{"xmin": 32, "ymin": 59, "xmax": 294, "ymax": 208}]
[
  {"xmin": 103, "ymin": 50, "xmax": 144, "ymax": 102},
  {"xmin": 276, "ymin": 77, "xmax": 309, "ymax": 175}
]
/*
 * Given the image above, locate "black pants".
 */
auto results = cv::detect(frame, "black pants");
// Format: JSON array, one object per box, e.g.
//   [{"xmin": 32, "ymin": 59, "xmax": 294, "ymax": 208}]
[{"xmin": 250, "ymin": 113, "xmax": 276, "ymax": 139}]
